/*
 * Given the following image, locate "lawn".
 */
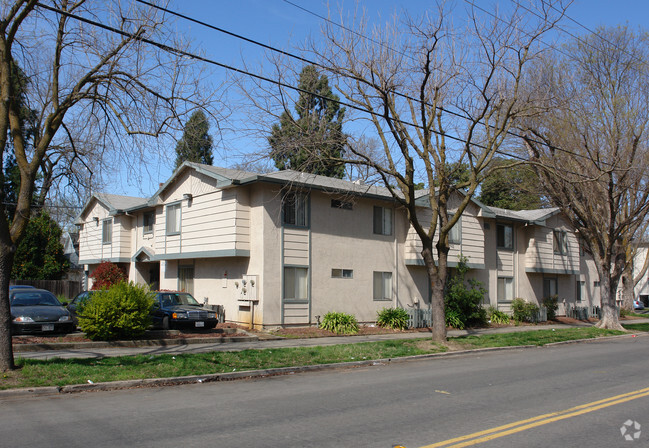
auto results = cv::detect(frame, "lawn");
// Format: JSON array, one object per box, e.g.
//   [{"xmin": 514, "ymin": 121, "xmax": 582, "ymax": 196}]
[{"xmin": 0, "ymin": 327, "xmax": 627, "ymax": 391}]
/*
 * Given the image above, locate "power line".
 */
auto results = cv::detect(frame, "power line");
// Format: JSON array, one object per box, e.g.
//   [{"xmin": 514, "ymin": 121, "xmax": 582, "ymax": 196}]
[{"xmin": 35, "ymin": 1, "xmax": 636, "ymax": 184}]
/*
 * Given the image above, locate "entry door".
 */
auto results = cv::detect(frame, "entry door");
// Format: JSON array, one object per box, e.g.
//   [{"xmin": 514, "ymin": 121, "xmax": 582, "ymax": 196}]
[
  {"xmin": 543, "ymin": 277, "xmax": 558, "ymax": 299},
  {"xmin": 178, "ymin": 265, "xmax": 194, "ymax": 295}
]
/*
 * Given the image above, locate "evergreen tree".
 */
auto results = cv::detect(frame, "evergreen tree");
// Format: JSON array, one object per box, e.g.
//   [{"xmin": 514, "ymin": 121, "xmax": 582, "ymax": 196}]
[
  {"xmin": 174, "ymin": 110, "xmax": 214, "ymax": 169},
  {"xmin": 12, "ymin": 211, "xmax": 69, "ymax": 280},
  {"xmin": 269, "ymin": 65, "xmax": 347, "ymax": 179},
  {"xmin": 478, "ymin": 159, "xmax": 546, "ymax": 210}
]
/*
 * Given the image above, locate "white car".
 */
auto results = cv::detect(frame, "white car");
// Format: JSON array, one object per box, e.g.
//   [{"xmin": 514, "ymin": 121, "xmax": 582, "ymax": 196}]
[{"xmin": 633, "ymin": 299, "xmax": 644, "ymax": 310}]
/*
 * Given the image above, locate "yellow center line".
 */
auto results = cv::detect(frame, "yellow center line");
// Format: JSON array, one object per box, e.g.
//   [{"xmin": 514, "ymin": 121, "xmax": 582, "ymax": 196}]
[{"xmin": 420, "ymin": 386, "xmax": 649, "ymax": 448}]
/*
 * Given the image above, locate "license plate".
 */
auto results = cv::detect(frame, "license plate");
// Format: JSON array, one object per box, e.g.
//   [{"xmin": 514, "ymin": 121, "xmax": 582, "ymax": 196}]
[
  {"xmin": 42, "ymin": 324, "xmax": 54, "ymax": 332},
  {"xmin": 195, "ymin": 321, "xmax": 205, "ymax": 328}
]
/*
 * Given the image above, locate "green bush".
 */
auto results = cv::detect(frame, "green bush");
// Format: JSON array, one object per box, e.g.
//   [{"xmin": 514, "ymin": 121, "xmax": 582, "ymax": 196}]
[
  {"xmin": 445, "ymin": 309, "xmax": 464, "ymax": 329},
  {"xmin": 78, "ymin": 282, "xmax": 154, "ymax": 341},
  {"xmin": 444, "ymin": 256, "xmax": 488, "ymax": 328},
  {"xmin": 511, "ymin": 298, "xmax": 540, "ymax": 323},
  {"xmin": 320, "ymin": 311, "xmax": 359, "ymax": 334},
  {"xmin": 487, "ymin": 306, "xmax": 511, "ymax": 325},
  {"xmin": 377, "ymin": 307, "xmax": 409, "ymax": 330},
  {"xmin": 542, "ymin": 295, "xmax": 559, "ymax": 320}
]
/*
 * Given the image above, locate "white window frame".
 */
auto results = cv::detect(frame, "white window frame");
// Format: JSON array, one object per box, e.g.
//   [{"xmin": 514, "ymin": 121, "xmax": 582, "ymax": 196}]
[
  {"xmin": 497, "ymin": 277, "xmax": 514, "ymax": 302},
  {"xmin": 373, "ymin": 206, "xmax": 393, "ymax": 236},
  {"xmin": 284, "ymin": 266, "xmax": 308, "ymax": 302},
  {"xmin": 143, "ymin": 211, "xmax": 155, "ymax": 235},
  {"xmin": 166, "ymin": 203, "xmax": 181, "ymax": 235},
  {"xmin": 373, "ymin": 271, "xmax": 393, "ymax": 301},
  {"xmin": 102, "ymin": 219, "xmax": 112, "ymax": 245},
  {"xmin": 553, "ymin": 230, "xmax": 568, "ymax": 255},
  {"xmin": 448, "ymin": 214, "xmax": 461, "ymax": 245}
]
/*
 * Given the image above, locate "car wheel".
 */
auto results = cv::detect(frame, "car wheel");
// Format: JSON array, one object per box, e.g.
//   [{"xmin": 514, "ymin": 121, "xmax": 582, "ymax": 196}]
[{"xmin": 162, "ymin": 316, "xmax": 170, "ymax": 330}]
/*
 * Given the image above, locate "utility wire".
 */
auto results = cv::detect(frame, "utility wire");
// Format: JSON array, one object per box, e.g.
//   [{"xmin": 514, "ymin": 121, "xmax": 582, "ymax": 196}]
[
  {"xmin": 138, "ymin": 0, "xmax": 595, "ymax": 165},
  {"xmin": 35, "ymin": 1, "xmax": 636, "ymax": 184}
]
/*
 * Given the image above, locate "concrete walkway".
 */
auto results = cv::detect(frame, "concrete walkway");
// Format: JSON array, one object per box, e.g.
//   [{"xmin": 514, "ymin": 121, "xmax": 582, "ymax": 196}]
[{"xmin": 13, "ymin": 318, "xmax": 649, "ymax": 360}]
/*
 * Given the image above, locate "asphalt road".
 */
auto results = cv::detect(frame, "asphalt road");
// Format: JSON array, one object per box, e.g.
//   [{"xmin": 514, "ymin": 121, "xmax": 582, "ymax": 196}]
[{"xmin": 2, "ymin": 336, "xmax": 649, "ymax": 448}]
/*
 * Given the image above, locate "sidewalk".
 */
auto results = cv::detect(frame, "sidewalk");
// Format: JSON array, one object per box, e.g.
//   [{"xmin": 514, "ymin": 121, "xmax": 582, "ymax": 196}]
[{"xmin": 14, "ymin": 318, "xmax": 649, "ymax": 360}]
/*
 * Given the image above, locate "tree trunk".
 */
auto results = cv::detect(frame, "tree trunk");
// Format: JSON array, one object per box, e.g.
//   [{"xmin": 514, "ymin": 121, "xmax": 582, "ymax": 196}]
[
  {"xmin": 0, "ymin": 243, "xmax": 15, "ymax": 372},
  {"xmin": 621, "ymin": 263, "xmax": 635, "ymax": 311},
  {"xmin": 422, "ymin": 245, "xmax": 447, "ymax": 342},
  {"xmin": 595, "ymin": 271, "xmax": 624, "ymax": 331}
]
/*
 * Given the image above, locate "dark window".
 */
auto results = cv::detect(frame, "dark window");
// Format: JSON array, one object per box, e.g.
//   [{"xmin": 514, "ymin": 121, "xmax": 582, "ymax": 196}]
[
  {"xmin": 373, "ymin": 206, "xmax": 392, "ymax": 235},
  {"xmin": 143, "ymin": 212, "xmax": 155, "ymax": 234},
  {"xmin": 496, "ymin": 224, "xmax": 513, "ymax": 249},
  {"xmin": 102, "ymin": 219, "xmax": 112, "ymax": 244},
  {"xmin": 282, "ymin": 193, "xmax": 309, "ymax": 227},
  {"xmin": 553, "ymin": 230, "xmax": 568, "ymax": 255},
  {"xmin": 331, "ymin": 199, "xmax": 353, "ymax": 210}
]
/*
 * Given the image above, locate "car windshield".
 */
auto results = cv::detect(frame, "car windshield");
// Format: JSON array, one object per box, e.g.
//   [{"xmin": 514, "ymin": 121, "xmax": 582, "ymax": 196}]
[
  {"xmin": 11, "ymin": 292, "xmax": 61, "ymax": 307},
  {"xmin": 158, "ymin": 292, "xmax": 200, "ymax": 307}
]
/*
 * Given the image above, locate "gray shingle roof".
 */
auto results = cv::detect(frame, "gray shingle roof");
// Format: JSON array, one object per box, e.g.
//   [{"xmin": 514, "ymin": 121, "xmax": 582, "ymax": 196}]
[
  {"xmin": 486, "ymin": 206, "xmax": 560, "ymax": 224},
  {"xmin": 95, "ymin": 193, "xmax": 148, "ymax": 211}
]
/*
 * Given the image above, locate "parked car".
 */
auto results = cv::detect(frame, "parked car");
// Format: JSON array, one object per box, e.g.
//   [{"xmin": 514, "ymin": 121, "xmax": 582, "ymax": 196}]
[
  {"xmin": 66, "ymin": 290, "xmax": 98, "ymax": 325},
  {"xmin": 151, "ymin": 291, "xmax": 218, "ymax": 330},
  {"xmin": 9, "ymin": 285, "xmax": 36, "ymax": 290},
  {"xmin": 633, "ymin": 299, "xmax": 645, "ymax": 310},
  {"xmin": 10, "ymin": 288, "xmax": 75, "ymax": 335}
]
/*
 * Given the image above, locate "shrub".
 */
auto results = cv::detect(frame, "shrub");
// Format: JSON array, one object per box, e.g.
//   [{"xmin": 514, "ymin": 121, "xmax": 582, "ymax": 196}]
[
  {"xmin": 444, "ymin": 256, "xmax": 488, "ymax": 328},
  {"xmin": 78, "ymin": 282, "xmax": 154, "ymax": 341},
  {"xmin": 320, "ymin": 311, "xmax": 359, "ymax": 334},
  {"xmin": 487, "ymin": 306, "xmax": 511, "ymax": 325},
  {"xmin": 90, "ymin": 261, "xmax": 127, "ymax": 290},
  {"xmin": 511, "ymin": 298, "xmax": 540, "ymax": 323},
  {"xmin": 377, "ymin": 307, "xmax": 409, "ymax": 330},
  {"xmin": 445, "ymin": 309, "xmax": 464, "ymax": 329},
  {"xmin": 542, "ymin": 295, "xmax": 559, "ymax": 320}
]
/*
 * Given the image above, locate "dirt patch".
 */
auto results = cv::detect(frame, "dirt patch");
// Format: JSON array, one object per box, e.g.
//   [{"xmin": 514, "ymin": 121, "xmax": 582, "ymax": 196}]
[{"xmin": 11, "ymin": 324, "xmax": 247, "ymax": 345}]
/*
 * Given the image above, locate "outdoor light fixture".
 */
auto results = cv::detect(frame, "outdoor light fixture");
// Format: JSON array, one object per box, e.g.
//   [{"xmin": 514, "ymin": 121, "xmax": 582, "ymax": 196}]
[
  {"xmin": 93, "ymin": 217, "xmax": 99, "ymax": 225},
  {"xmin": 183, "ymin": 193, "xmax": 193, "ymax": 201}
]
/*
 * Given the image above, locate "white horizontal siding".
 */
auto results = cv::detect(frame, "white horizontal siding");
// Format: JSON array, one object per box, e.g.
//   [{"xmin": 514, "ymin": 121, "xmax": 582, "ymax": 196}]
[{"xmin": 284, "ymin": 228, "xmax": 309, "ymax": 266}]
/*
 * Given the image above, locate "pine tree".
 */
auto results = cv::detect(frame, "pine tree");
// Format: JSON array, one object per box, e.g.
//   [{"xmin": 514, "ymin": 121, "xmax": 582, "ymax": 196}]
[
  {"xmin": 269, "ymin": 65, "xmax": 346, "ymax": 179},
  {"xmin": 174, "ymin": 110, "xmax": 214, "ymax": 169}
]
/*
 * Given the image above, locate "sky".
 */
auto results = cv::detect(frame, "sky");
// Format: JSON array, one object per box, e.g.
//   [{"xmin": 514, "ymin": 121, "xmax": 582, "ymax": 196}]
[{"xmin": 107, "ymin": 0, "xmax": 649, "ymax": 198}]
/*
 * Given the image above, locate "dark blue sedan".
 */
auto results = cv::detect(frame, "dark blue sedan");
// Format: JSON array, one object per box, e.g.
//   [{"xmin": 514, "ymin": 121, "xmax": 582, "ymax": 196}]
[{"xmin": 151, "ymin": 292, "xmax": 218, "ymax": 330}]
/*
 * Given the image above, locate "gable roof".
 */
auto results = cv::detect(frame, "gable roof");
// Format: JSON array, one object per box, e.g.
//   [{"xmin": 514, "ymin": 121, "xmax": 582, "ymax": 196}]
[
  {"xmin": 76, "ymin": 193, "xmax": 148, "ymax": 223},
  {"xmin": 486, "ymin": 206, "xmax": 560, "ymax": 225}
]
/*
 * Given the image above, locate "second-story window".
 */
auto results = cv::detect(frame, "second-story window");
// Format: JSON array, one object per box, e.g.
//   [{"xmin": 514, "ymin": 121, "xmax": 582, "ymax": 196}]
[
  {"xmin": 143, "ymin": 212, "xmax": 155, "ymax": 235},
  {"xmin": 496, "ymin": 223, "xmax": 513, "ymax": 249},
  {"xmin": 282, "ymin": 192, "xmax": 309, "ymax": 227},
  {"xmin": 166, "ymin": 203, "xmax": 181, "ymax": 235},
  {"xmin": 553, "ymin": 230, "xmax": 568, "ymax": 255},
  {"xmin": 373, "ymin": 206, "xmax": 392, "ymax": 235},
  {"xmin": 102, "ymin": 219, "xmax": 112, "ymax": 244},
  {"xmin": 448, "ymin": 214, "xmax": 461, "ymax": 244}
]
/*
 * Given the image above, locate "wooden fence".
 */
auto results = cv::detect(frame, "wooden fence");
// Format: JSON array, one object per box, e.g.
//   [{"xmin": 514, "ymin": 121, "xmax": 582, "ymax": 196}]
[{"xmin": 11, "ymin": 280, "xmax": 82, "ymax": 299}]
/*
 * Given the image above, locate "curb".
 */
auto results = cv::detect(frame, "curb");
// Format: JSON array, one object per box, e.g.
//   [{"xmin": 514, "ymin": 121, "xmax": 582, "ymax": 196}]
[{"xmin": 2, "ymin": 332, "xmax": 642, "ymax": 400}]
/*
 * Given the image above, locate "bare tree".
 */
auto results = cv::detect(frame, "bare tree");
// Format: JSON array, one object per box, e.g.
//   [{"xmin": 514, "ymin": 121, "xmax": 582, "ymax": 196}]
[
  {"xmin": 0, "ymin": 0, "xmax": 217, "ymax": 371},
  {"xmin": 522, "ymin": 26, "xmax": 649, "ymax": 330},
  {"xmin": 295, "ymin": 2, "xmax": 564, "ymax": 341}
]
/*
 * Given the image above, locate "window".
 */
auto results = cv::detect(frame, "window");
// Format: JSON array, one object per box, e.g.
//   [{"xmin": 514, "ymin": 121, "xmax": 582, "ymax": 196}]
[
  {"xmin": 497, "ymin": 277, "xmax": 513, "ymax": 302},
  {"xmin": 143, "ymin": 212, "xmax": 155, "ymax": 234},
  {"xmin": 178, "ymin": 265, "xmax": 194, "ymax": 295},
  {"xmin": 553, "ymin": 230, "xmax": 568, "ymax": 255},
  {"xmin": 331, "ymin": 269, "xmax": 353, "ymax": 279},
  {"xmin": 594, "ymin": 281, "xmax": 600, "ymax": 288},
  {"xmin": 166, "ymin": 203, "xmax": 181, "ymax": 235},
  {"xmin": 102, "ymin": 219, "xmax": 112, "ymax": 245},
  {"xmin": 331, "ymin": 199, "xmax": 353, "ymax": 210},
  {"xmin": 576, "ymin": 280, "xmax": 585, "ymax": 302},
  {"xmin": 373, "ymin": 206, "xmax": 392, "ymax": 235},
  {"xmin": 448, "ymin": 214, "xmax": 461, "ymax": 244},
  {"xmin": 496, "ymin": 224, "xmax": 513, "ymax": 249},
  {"xmin": 373, "ymin": 271, "xmax": 393, "ymax": 301},
  {"xmin": 282, "ymin": 193, "xmax": 309, "ymax": 227},
  {"xmin": 284, "ymin": 267, "xmax": 308, "ymax": 301}
]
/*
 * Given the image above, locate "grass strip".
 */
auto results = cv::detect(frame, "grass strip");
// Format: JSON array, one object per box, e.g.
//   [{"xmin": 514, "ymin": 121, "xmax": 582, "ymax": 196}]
[
  {"xmin": 622, "ymin": 323, "xmax": 649, "ymax": 332},
  {"xmin": 0, "ymin": 328, "xmax": 625, "ymax": 390}
]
